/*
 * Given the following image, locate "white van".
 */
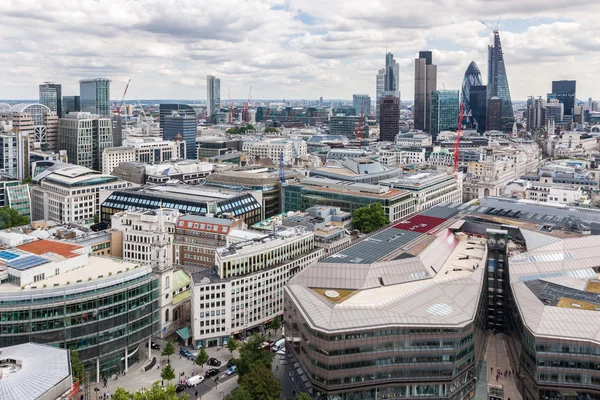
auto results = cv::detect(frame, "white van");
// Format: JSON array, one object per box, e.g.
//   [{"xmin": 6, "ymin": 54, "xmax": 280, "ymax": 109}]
[
  {"xmin": 186, "ymin": 375, "xmax": 205, "ymax": 387},
  {"xmin": 272, "ymin": 338, "xmax": 285, "ymax": 352}
]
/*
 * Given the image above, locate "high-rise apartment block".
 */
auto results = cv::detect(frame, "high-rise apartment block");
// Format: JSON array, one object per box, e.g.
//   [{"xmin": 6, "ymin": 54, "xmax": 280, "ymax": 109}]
[
  {"xmin": 487, "ymin": 31, "xmax": 514, "ymax": 130},
  {"xmin": 430, "ymin": 90, "xmax": 459, "ymax": 138},
  {"xmin": 62, "ymin": 95, "xmax": 80, "ymax": 114},
  {"xmin": 162, "ymin": 114, "xmax": 197, "ymax": 160},
  {"xmin": 414, "ymin": 51, "xmax": 437, "ymax": 132},
  {"xmin": 206, "ymin": 75, "xmax": 221, "ymax": 118},
  {"xmin": 79, "ymin": 78, "xmax": 111, "ymax": 116},
  {"xmin": 548, "ymin": 80, "xmax": 576, "ymax": 116},
  {"xmin": 39, "ymin": 82, "xmax": 62, "ymax": 117},
  {"xmin": 58, "ymin": 112, "xmax": 113, "ymax": 171},
  {"xmin": 379, "ymin": 95, "xmax": 400, "ymax": 142}
]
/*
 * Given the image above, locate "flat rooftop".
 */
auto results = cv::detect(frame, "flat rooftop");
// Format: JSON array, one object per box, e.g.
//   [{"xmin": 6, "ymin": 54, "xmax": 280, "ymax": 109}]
[{"xmin": 17, "ymin": 239, "xmax": 82, "ymax": 258}]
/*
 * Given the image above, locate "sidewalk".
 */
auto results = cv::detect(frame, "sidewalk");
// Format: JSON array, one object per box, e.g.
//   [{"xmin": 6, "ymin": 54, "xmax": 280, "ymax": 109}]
[{"xmin": 484, "ymin": 332, "xmax": 522, "ymax": 400}]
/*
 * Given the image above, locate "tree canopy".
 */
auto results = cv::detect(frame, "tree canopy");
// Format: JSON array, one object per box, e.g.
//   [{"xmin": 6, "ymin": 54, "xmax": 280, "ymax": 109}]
[
  {"xmin": 351, "ymin": 203, "xmax": 388, "ymax": 233},
  {"xmin": 269, "ymin": 318, "xmax": 281, "ymax": 333},
  {"xmin": 226, "ymin": 386, "xmax": 253, "ymax": 400},
  {"xmin": 70, "ymin": 350, "xmax": 84, "ymax": 381},
  {"xmin": 226, "ymin": 337, "xmax": 239, "ymax": 356},
  {"xmin": 0, "ymin": 207, "xmax": 29, "ymax": 229},
  {"xmin": 195, "ymin": 347, "xmax": 209, "ymax": 368},
  {"xmin": 236, "ymin": 334, "xmax": 274, "ymax": 377},
  {"xmin": 161, "ymin": 340, "xmax": 175, "ymax": 362},
  {"xmin": 296, "ymin": 393, "xmax": 313, "ymax": 400},
  {"xmin": 226, "ymin": 124, "xmax": 254, "ymax": 135},
  {"xmin": 264, "ymin": 127, "xmax": 278, "ymax": 133},
  {"xmin": 238, "ymin": 364, "xmax": 281, "ymax": 400},
  {"xmin": 112, "ymin": 382, "xmax": 186, "ymax": 400},
  {"xmin": 160, "ymin": 364, "xmax": 175, "ymax": 383}
]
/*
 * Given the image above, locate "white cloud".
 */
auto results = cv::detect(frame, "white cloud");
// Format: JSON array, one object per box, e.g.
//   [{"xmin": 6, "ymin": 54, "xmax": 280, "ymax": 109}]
[{"xmin": 1, "ymin": 0, "xmax": 599, "ymax": 101}]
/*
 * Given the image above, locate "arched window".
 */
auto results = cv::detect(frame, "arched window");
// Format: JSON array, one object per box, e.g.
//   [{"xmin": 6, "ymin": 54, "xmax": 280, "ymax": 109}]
[{"xmin": 165, "ymin": 309, "xmax": 170, "ymax": 322}]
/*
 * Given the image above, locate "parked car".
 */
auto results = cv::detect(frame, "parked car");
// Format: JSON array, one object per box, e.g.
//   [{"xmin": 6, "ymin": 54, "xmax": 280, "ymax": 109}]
[
  {"xmin": 226, "ymin": 365, "xmax": 237, "ymax": 375},
  {"xmin": 175, "ymin": 384, "xmax": 186, "ymax": 393},
  {"xmin": 207, "ymin": 358, "xmax": 221, "ymax": 367},
  {"xmin": 204, "ymin": 368, "xmax": 220, "ymax": 378},
  {"xmin": 226, "ymin": 359, "xmax": 235, "ymax": 368},
  {"xmin": 186, "ymin": 375, "xmax": 205, "ymax": 387},
  {"xmin": 145, "ymin": 341, "xmax": 160, "ymax": 350},
  {"xmin": 180, "ymin": 348, "xmax": 192, "ymax": 358}
]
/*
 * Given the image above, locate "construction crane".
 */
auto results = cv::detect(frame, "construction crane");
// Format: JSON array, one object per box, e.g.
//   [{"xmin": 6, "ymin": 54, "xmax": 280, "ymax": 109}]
[
  {"xmin": 117, "ymin": 79, "xmax": 131, "ymax": 116},
  {"xmin": 453, "ymin": 102, "xmax": 465, "ymax": 173},
  {"xmin": 354, "ymin": 99, "xmax": 366, "ymax": 140},
  {"xmin": 135, "ymin": 97, "xmax": 151, "ymax": 123},
  {"xmin": 243, "ymin": 86, "xmax": 252, "ymax": 123}
]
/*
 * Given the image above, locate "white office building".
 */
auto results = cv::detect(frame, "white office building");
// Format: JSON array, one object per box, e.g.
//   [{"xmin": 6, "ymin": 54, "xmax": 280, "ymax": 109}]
[
  {"xmin": 102, "ymin": 146, "xmax": 136, "ymax": 174},
  {"xmin": 242, "ymin": 139, "xmax": 307, "ymax": 165},
  {"xmin": 122, "ymin": 137, "xmax": 187, "ymax": 163}
]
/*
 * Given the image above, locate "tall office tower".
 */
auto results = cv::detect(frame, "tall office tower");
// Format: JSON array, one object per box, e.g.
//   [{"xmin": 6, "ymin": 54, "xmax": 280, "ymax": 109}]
[
  {"xmin": 487, "ymin": 97, "xmax": 503, "ymax": 131},
  {"xmin": 469, "ymin": 85, "xmax": 488, "ymax": 134},
  {"xmin": 62, "ymin": 96, "xmax": 80, "ymax": 114},
  {"xmin": 376, "ymin": 68, "xmax": 386, "ymax": 122},
  {"xmin": 39, "ymin": 82, "xmax": 62, "ymax": 117},
  {"xmin": 59, "ymin": 112, "xmax": 113, "ymax": 171},
  {"xmin": 461, "ymin": 62, "xmax": 483, "ymax": 116},
  {"xmin": 352, "ymin": 94, "xmax": 371, "ymax": 117},
  {"xmin": 319, "ymin": 97, "xmax": 323, "ymax": 107},
  {"xmin": 206, "ymin": 75, "xmax": 221, "ymax": 118},
  {"xmin": 548, "ymin": 80, "xmax": 576, "ymax": 116},
  {"xmin": 414, "ymin": 51, "xmax": 437, "ymax": 131},
  {"xmin": 487, "ymin": 30, "xmax": 514, "ymax": 130},
  {"xmin": 0, "ymin": 132, "xmax": 29, "ymax": 181},
  {"xmin": 163, "ymin": 114, "xmax": 197, "ymax": 160},
  {"xmin": 158, "ymin": 104, "xmax": 196, "ymax": 132},
  {"xmin": 379, "ymin": 95, "xmax": 400, "ymax": 142},
  {"xmin": 430, "ymin": 90, "xmax": 459, "ymax": 139},
  {"xmin": 385, "ymin": 53, "xmax": 400, "ymax": 94},
  {"xmin": 79, "ymin": 78, "xmax": 111, "ymax": 116}
]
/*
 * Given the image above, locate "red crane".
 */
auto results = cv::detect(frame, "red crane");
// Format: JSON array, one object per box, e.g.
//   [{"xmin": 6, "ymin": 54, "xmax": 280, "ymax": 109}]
[
  {"xmin": 354, "ymin": 100, "xmax": 366, "ymax": 140},
  {"xmin": 243, "ymin": 86, "xmax": 252, "ymax": 123},
  {"xmin": 453, "ymin": 102, "xmax": 465, "ymax": 173}
]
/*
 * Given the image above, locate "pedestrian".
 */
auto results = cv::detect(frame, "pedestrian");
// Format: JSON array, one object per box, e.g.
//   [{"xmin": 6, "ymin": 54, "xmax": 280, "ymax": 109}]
[
  {"xmin": 490, "ymin": 367, "xmax": 493, "ymax": 373},
  {"xmin": 195, "ymin": 390, "xmax": 198, "ymax": 397},
  {"xmin": 276, "ymin": 365, "xmax": 279, "ymax": 371}
]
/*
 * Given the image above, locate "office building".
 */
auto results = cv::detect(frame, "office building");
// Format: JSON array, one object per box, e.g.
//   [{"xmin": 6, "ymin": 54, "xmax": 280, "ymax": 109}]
[
  {"xmin": 376, "ymin": 68, "xmax": 386, "ymax": 122},
  {"xmin": 379, "ymin": 95, "xmax": 400, "ymax": 142},
  {"xmin": 469, "ymin": 85, "xmax": 487, "ymax": 133},
  {"xmin": 461, "ymin": 62, "xmax": 483, "ymax": 117},
  {"xmin": 58, "ymin": 112, "xmax": 113, "ymax": 171},
  {"xmin": 310, "ymin": 157, "xmax": 401, "ymax": 184},
  {"xmin": 29, "ymin": 162, "xmax": 132, "ymax": 224},
  {"xmin": 101, "ymin": 184, "xmax": 263, "ymax": 224},
  {"xmin": 101, "ymin": 146, "xmax": 136, "ymax": 174},
  {"xmin": 0, "ymin": 236, "xmax": 159, "ymax": 382},
  {"xmin": 548, "ymin": 80, "xmax": 576, "ymax": 116},
  {"xmin": 242, "ymin": 139, "xmax": 307, "ymax": 165},
  {"xmin": 414, "ymin": 51, "xmax": 437, "ymax": 131},
  {"xmin": 0, "ymin": 103, "xmax": 58, "ymax": 152},
  {"xmin": 79, "ymin": 78, "xmax": 111, "ymax": 116},
  {"xmin": 124, "ymin": 137, "xmax": 187, "ymax": 163},
  {"xmin": 62, "ymin": 95, "xmax": 80, "ymax": 114},
  {"xmin": 329, "ymin": 115, "xmax": 367, "ymax": 139},
  {"xmin": 206, "ymin": 75, "xmax": 221, "ymax": 118},
  {"xmin": 385, "ymin": 52, "xmax": 400, "ymax": 95},
  {"xmin": 190, "ymin": 223, "xmax": 322, "ymax": 347},
  {"xmin": 283, "ymin": 177, "xmax": 415, "ymax": 222},
  {"xmin": 352, "ymin": 94, "xmax": 371, "ymax": 117},
  {"xmin": 487, "ymin": 97, "xmax": 503, "ymax": 131},
  {"xmin": 430, "ymin": 89, "xmax": 460, "ymax": 138},
  {"xmin": 39, "ymin": 82, "xmax": 62, "ymax": 117},
  {"xmin": 163, "ymin": 114, "xmax": 197, "ymax": 160},
  {"xmin": 158, "ymin": 103, "xmax": 196, "ymax": 131},
  {"xmin": 0, "ymin": 132, "xmax": 29, "ymax": 181},
  {"xmin": 487, "ymin": 31, "xmax": 514, "ymax": 130}
]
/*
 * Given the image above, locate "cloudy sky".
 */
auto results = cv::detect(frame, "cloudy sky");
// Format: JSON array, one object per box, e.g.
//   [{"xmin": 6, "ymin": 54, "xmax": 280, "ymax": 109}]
[{"xmin": 0, "ymin": 0, "xmax": 597, "ymax": 102}]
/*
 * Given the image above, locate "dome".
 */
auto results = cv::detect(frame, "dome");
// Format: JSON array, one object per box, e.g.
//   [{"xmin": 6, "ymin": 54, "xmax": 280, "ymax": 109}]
[{"xmin": 461, "ymin": 61, "xmax": 483, "ymax": 114}]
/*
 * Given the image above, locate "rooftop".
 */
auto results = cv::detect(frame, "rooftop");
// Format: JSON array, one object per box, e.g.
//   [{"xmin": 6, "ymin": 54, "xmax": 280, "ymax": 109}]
[{"xmin": 17, "ymin": 239, "xmax": 83, "ymax": 259}]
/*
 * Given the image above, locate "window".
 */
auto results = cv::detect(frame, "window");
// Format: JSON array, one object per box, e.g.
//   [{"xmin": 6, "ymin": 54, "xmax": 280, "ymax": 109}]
[
  {"xmin": 165, "ymin": 309, "xmax": 170, "ymax": 322},
  {"xmin": 165, "ymin": 276, "xmax": 170, "ymax": 289}
]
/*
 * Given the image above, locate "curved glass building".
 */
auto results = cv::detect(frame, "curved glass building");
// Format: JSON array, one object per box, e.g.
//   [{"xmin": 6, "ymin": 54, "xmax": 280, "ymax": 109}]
[{"xmin": 461, "ymin": 61, "xmax": 483, "ymax": 115}]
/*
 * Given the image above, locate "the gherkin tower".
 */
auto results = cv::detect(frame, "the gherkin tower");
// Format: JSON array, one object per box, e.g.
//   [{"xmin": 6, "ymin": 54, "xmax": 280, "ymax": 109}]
[
  {"xmin": 487, "ymin": 30, "xmax": 514, "ymax": 129},
  {"xmin": 461, "ymin": 61, "xmax": 483, "ymax": 115}
]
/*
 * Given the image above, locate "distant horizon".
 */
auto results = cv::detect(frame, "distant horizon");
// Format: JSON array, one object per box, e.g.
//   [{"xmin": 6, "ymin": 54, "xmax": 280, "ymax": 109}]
[{"xmin": 0, "ymin": 98, "xmax": 533, "ymax": 104}]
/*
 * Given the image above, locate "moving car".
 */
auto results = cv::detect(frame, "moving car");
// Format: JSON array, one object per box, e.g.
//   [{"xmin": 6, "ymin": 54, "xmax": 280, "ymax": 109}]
[
  {"xmin": 175, "ymin": 384, "xmax": 186, "ymax": 393},
  {"xmin": 186, "ymin": 375, "xmax": 205, "ymax": 387},
  {"xmin": 180, "ymin": 348, "xmax": 192, "ymax": 358},
  {"xmin": 226, "ymin": 365, "xmax": 237, "ymax": 375},
  {"xmin": 145, "ymin": 341, "xmax": 160, "ymax": 350},
  {"xmin": 204, "ymin": 368, "xmax": 220, "ymax": 378},
  {"xmin": 272, "ymin": 338, "xmax": 285, "ymax": 352},
  {"xmin": 226, "ymin": 359, "xmax": 235, "ymax": 368},
  {"xmin": 207, "ymin": 358, "xmax": 221, "ymax": 367}
]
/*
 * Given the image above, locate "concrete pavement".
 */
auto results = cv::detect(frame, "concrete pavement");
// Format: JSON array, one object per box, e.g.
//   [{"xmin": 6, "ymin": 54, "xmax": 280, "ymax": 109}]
[{"xmin": 484, "ymin": 331, "xmax": 522, "ymax": 400}]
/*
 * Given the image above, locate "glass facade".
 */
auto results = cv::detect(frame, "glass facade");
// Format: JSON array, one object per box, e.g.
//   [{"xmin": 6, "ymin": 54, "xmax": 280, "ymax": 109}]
[
  {"xmin": 430, "ymin": 90, "xmax": 459, "ymax": 137},
  {"xmin": 461, "ymin": 62, "xmax": 483, "ymax": 116},
  {"xmin": 63, "ymin": 95, "xmax": 80, "ymax": 114},
  {"xmin": 487, "ymin": 31, "xmax": 514, "ymax": 130},
  {"xmin": 0, "ymin": 269, "xmax": 160, "ymax": 381},
  {"xmin": 39, "ymin": 83, "xmax": 62, "ymax": 117},
  {"xmin": 548, "ymin": 80, "xmax": 576, "ymax": 116},
  {"xmin": 6, "ymin": 183, "xmax": 31, "ymax": 218},
  {"xmin": 80, "ymin": 78, "xmax": 111, "ymax": 116},
  {"xmin": 163, "ymin": 114, "xmax": 197, "ymax": 160}
]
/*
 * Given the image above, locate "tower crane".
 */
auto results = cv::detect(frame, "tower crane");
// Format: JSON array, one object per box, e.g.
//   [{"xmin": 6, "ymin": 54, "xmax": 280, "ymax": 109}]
[
  {"xmin": 243, "ymin": 86, "xmax": 252, "ymax": 123},
  {"xmin": 453, "ymin": 102, "xmax": 465, "ymax": 174},
  {"xmin": 117, "ymin": 79, "xmax": 131, "ymax": 116}
]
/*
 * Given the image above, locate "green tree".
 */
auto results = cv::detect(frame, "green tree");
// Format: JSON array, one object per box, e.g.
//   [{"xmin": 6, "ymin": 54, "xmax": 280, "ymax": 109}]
[
  {"xmin": 264, "ymin": 127, "xmax": 277, "ymax": 133},
  {"xmin": 246, "ymin": 124, "xmax": 254, "ymax": 131},
  {"xmin": 239, "ymin": 364, "xmax": 281, "ymax": 400},
  {"xmin": 161, "ymin": 340, "xmax": 175, "ymax": 363},
  {"xmin": 226, "ymin": 386, "xmax": 253, "ymax": 400},
  {"xmin": 236, "ymin": 333, "xmax": 274, "ymax": 377},
  {"xmin": 269, "ymin": 318, "xmax": 281, "ymax": 335},
  {"xmin": 351, "ymin": 203, "xmax": 388, "ymax": 233},
  {"xmin": 226, "ymin": 337, "xmax": 238, "ymax": 357},
  {"xmin": 296, "ymin": 393, "xmax": 312, "ymax": 400},
  {"xmin": 195, "ymin": 346, "xmax": 209, "ymax": 369},
  {"xmin": 21, "ymin": 176, "xmax": 32, "ymax": 184},
  {"xmin": 160, "ymin": 364, "xmax": 176, "ymax": 385},
  {"xmin": 112, "ymin": 382, "xmax": 186, "ymax": 400},
  {"xmin": 70, "ymin": 350, "xmax": 84, "ymax": 381},
  {"xmin": 93, "ymin": 213, "xmax": 100, "ymax": 223},
  {"xmin": 0, "ymin": 206, "xmax": 29, "ymax": 229}
]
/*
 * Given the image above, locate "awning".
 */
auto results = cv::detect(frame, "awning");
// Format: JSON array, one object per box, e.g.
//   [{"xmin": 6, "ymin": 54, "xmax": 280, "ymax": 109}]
[{"xmin": 176, "ymin": 326, "xmax": 191, "ymax": 341}]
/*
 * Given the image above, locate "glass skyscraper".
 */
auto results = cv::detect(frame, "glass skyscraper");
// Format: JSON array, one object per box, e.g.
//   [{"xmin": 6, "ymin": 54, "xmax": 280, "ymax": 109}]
[
  {"xmin": 414, "ymin": 51, "xmax": 437, "ymax": 132},
  {"xmin": 487, "ymin": 31, "xmax": 514, "ymax": 130},
  {"xmin": 548, "ymin": 80, "xmax": 576, "ymax": 116},
  {"xmin": 80, "ymin": 78, "xmax": 111, "ymax": 116},
  {"xmin": 163, "ymin": 114, "xmax": 197, "ymax": 160},
  {"xmin": 461, "ymin": 62, "xmax": 483, "ymax": 116},
  {"xmin": 63, "ymin": 95, "xmax": 80, "ymax": 114},
  {"xmin": 430, "ymin": 90, "xmax": 459, "ymax": 138},
  {"xmin": 352, "ymin": 94, "xmax": 371, "ymax": 117},
  {"xmin": 39, "ymin": 82, "xmax": 62, "ymax": 117},
  {"xmin": 206, "ymin": 75, "xmax": 221, "ymax": 118}
]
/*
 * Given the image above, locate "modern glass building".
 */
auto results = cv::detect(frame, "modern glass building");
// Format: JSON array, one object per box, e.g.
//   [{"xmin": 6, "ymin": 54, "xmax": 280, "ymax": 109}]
[
  {"xmin": 163, "ymin": 114, "xmax": 197, "ymax": 160},
  {"xmin": 63, "ymin": 95, "xmax": 80, "ymax": 114},
  {"xmin": 430, "ymin": 90, "xmax": 459, "ymax": 138},
  {"xmin": 158, "ymin": 103, "xmax": 196, "ymax": 131},
  {"xmin": 206, "ymin": 76, "xmax": 221, "ymax": 118},
  {"xmin": 548, "ymin": 80, "xmax": 576, "ymax": 116},
  {"xmin": 79, "ymin": 78, "xmax": 111, "ymax": 116},
  {"xmin": 487, "ymin": 31, "xmax": 514, "ymax": 130},
  {"xmin": 461, "ymin": 62, "xmax": 483, "ymax": 116},
  {"xmin": 469, "ymin": 85, "xmax": 487, "ymax": 133},
  {"xmin": 39, "ymin": 82, "xmax": 62, "ymax": 117},
  {"xmin": 352, "ymin": 94, "xmax": 371, "ymax": 117}
]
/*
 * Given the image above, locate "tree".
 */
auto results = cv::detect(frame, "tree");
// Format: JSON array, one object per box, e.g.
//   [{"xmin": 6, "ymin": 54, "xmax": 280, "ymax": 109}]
[
  {"xmin": 194, "ymin": 347, "xmax": 209, "ymax": 369},
  {"xmin": 161, "ymin": 340, "xmax": 175, "ymax": 363},
  {"xmin": 296, "ymin": 393, "xmax": 312, "ymax": 400},
  {"xmin": 93, "ymin": 213, "xmax": 100, "ymax": 223},
  {"xmin": 21, "ymin": 176, "xmax": 32, "ymax": 184},
  {"xmin": 160, "ymin": 364, "xmax": 176, "ymax": 385},
  {"xmin": 226, "ymin": 337, "xmax": 238, "ymax": 357},
  {"xmin": 351, "ymin": 203, "xmax": 388, "ymax": 233},
  {"xmin": 70, "ymin": 350, "xmax": 84, "ymax": 381},
  {"xmin": 246, "ymin": 124, "xmax": 254, "ymax": 131},
  {"xmin": 112, "ymin": 382, "xmax": 186, "ymax": 400},
  {"xmin": 269, "ymin": 318, "xmax": 281, "ymax": 336},
  {"xmin": 239, "ymin": 364, "xmax": 281, "ymax": 400},
  {"xmin": 0, "ymin": 206, "xmax": 29, "ymax": 229},
  {"xmin": 264, "ymin": 127, "xmax": 277, "ymax": 133},
  {"xmin": 226, "ymin": 386, "xmax": 253, "ymax": 400},
  {"xmin": 236, "ymin": 333, "xmax": 274, "ymax": 377}
]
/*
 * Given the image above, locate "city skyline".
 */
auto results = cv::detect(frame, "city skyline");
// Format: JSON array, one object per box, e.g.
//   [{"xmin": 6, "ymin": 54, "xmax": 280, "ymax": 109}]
[{"xmin": 0, "ymin": 1, "xmax": 599, "ymax": 102}]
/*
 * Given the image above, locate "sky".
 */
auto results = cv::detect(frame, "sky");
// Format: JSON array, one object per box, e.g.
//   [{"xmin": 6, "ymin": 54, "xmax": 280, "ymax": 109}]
[{"xmin": 0, "ymin": 0, "xmax": 598, "ymax": 102}]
